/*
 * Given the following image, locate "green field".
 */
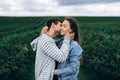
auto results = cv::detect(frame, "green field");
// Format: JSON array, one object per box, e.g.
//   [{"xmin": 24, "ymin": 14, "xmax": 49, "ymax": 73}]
[{"xmin": 0, "ymin": 17, "xmax": 120, "ymax": 80}]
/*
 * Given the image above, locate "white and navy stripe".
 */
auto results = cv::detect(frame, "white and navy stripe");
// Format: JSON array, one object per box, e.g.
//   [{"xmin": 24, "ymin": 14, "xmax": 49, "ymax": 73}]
[{"xmin": 31, "ymin": 34, "xmax": 70, "ymax": 80}]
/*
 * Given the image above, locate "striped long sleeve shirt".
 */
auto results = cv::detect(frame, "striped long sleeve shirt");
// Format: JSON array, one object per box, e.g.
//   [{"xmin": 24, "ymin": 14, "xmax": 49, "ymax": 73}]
[{"xmin": 30, "ymin": 34, "xmax": 71, "ymax": 80}]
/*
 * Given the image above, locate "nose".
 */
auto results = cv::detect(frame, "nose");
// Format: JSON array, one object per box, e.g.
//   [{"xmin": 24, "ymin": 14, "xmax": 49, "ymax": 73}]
[
  {"xmin": 60, "ymin": 27, "xmax": 62, "ymax": 30},
  {"xmin": 60, "ymin": 27, "xmax": 64, "ymax": 31}
]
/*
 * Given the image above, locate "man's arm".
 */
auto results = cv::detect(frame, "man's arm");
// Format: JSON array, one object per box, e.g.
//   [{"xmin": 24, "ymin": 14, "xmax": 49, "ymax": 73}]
[{"xmin": 38, "ymin": 35, "xmax": 71, "ymax": 62}]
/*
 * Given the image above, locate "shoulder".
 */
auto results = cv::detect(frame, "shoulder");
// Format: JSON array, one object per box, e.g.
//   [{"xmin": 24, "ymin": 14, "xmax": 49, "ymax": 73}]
[
  {"xmin": 40, "ymin": 34, "xmax": 50, "ymax": 39},
  {"xmin": 40, "ymin": 34, "xmax": 53, "ymax": 41},
  {"xmin": 70, "ymin": 41, "xmax": 83, "ymax": 54},
  {"xmin": 71, "ymin": 41, "xmax": 82, "ymax": 49},
  {"xmin": 38, "ymin": 34, "xmax": 54, "ymax": 44}
]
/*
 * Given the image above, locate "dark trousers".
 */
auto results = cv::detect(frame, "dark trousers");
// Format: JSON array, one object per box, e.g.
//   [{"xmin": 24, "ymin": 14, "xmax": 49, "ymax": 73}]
[
  {"xmin": 53, "ymin": 61, "xmax": 58, "ymax": 80},
  {"xmin": 53, "ymin": 75, "xmax": 58, "ymax": 80}
]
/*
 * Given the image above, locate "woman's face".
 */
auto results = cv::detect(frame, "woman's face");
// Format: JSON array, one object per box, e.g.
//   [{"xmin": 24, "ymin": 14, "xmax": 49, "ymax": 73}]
[{"xmin": 61, "ymin": 20, "xmax": 72, "ymax": 36}]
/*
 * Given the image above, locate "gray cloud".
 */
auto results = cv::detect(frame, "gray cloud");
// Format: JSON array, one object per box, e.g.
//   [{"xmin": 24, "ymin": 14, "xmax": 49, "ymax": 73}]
[
  {"xmin": 0, "ymin": 5, "xmax": 9, "ymax": 11},
  {"xmin": 0, "ymin": 0, "xmax": 120, "ymax": 16},
  {"xmin": 57, "ymin": 0, "xmax": 120, "ymax": 5}
]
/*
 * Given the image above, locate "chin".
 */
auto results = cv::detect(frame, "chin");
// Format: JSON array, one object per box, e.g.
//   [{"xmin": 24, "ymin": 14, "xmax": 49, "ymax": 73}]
[{"xmin": 60, "ymin": 33, "xmax": 65, "ymax": 36}]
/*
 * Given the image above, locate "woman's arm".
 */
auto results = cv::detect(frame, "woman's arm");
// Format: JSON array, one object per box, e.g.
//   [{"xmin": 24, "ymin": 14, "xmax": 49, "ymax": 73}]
[{"xmin": 56, "ymin": 45, "xmax": 82, "ymax": 75}]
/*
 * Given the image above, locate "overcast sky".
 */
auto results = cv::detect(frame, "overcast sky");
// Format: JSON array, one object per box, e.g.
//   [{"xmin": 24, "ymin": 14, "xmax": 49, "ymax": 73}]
[{"xmin": 0, "ymin": 0, "xmax": 120, "ymax": 16}]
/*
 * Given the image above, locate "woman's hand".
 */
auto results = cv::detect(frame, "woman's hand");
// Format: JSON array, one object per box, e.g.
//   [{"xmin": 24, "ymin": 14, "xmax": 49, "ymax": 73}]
[{"xmin": 40, "ymin": 26, "xmax": 48, "ymax": 34}]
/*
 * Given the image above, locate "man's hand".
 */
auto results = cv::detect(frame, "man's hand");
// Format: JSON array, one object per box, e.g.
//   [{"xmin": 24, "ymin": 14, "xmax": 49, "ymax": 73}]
[
  {"xmin": 40, "ymin": 26, "xmax": 48, "ymax": 34},
  {"xmin": 54, "ymin": 70, "xmax": 57, "ymax": 75}
]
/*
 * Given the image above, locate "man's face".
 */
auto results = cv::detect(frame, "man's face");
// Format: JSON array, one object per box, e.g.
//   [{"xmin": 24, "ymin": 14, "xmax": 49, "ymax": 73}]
[{"xmin": 53, "ymin": 21, "xmax": 62, "ymax": 36}]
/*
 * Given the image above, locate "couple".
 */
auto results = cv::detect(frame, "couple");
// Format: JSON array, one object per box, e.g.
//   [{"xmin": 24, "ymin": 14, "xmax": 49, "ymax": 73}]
[{"xmin": 30, "ymin": 17, "xmax": 83, "ymax": 80}]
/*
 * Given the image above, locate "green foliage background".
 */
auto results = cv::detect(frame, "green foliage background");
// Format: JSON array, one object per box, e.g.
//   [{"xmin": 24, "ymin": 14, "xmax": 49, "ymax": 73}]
[{"xmin": 0, "ymin": 17, "xmax": 120, "ymax": 80}]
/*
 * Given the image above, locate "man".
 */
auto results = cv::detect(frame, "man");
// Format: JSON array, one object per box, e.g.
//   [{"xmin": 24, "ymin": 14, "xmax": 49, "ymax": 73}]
[{"xmin": 30, "ymin": 19, "xmax": 74, "ymax": 80}]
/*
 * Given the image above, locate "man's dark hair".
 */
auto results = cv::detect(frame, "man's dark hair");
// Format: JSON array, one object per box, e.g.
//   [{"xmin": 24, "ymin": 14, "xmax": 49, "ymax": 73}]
[{"xmin": 47, "ymin": 19, "xmax": 62, "ymax": 29}]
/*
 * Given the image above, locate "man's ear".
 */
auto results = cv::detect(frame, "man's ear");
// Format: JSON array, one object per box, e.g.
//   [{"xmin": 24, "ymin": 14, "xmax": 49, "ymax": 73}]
[{"xmin": 51, "ymin": 23, "xmax": 55, "ymax": 28}]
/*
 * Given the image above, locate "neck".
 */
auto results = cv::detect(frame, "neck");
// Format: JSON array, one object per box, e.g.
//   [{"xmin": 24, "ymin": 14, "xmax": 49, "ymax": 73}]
[{"xmin": 46, "ymin": 30, "xmax": 56, "ymax": 38}]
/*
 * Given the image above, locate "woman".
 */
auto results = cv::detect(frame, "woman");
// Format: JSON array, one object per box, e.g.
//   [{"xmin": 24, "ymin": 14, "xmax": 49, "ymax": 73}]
[{"xmin": 54, "ymin": 17, "xmax": 83, "ymax": 80}]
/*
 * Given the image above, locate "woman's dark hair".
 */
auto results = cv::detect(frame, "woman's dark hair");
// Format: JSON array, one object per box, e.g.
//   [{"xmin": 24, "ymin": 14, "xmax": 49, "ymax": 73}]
[
  {"xmin": 65, "ymin": 17, "xmax": 83, "ymax": 64},
  {"xmin": 65, "ymin": 17, "xmax": 82, "ymax": 46},
  {"xmin": 47, "ymin": 19, "xmax": 62, "ymax": 29}
]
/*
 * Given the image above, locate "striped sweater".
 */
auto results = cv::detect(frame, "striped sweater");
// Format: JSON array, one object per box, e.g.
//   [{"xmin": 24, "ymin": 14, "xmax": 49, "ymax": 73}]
[{"xmin": 30, "ymin": 34, "xmax": 71, "ymax": 80}]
